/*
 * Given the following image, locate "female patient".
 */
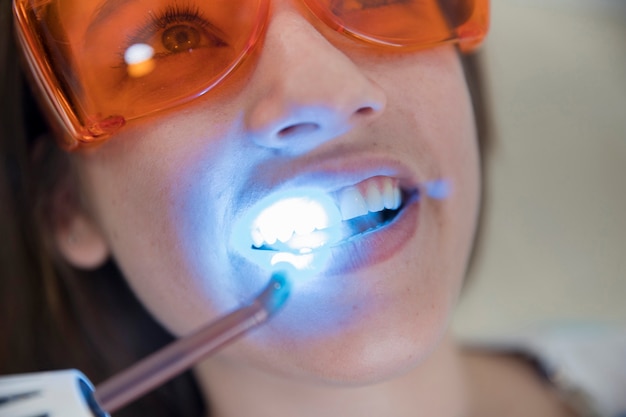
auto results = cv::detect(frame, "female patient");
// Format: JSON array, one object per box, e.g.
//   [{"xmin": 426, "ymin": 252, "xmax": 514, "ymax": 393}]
[{"xmin": 0, "ymin": 0, "xmax": 588, "ymax": 416}]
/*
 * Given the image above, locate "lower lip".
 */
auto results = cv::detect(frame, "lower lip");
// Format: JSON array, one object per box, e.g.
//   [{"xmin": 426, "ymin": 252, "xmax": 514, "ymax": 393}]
[{"xmin": 323, "ymin": 197, "xmax": 420, "ymax": 276}]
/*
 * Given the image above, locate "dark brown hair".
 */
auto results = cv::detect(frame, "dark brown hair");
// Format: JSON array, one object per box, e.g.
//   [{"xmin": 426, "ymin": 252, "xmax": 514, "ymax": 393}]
[
  {"xmin": 0, "ymin": 1, "xmax": 205, "ymax": 415},
  {"xmin": 0, "ymin": 0, "xmax": 490, "ymax": 415}
]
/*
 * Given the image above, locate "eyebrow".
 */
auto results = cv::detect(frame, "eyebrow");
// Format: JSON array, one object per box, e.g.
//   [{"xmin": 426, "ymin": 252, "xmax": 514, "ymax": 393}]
[{"xmin": 85, "ymin": 0, "xmax": 136, "ymax": 35}]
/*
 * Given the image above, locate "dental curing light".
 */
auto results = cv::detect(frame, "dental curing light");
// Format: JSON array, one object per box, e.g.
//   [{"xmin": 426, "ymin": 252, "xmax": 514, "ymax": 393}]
[
  {"xmin": 0, "ymin": 273, "xmax": 290, "ymax": 417},
  {"xmin": 0, "ymin": 370, "xmax": 105, "ymax": 417}
]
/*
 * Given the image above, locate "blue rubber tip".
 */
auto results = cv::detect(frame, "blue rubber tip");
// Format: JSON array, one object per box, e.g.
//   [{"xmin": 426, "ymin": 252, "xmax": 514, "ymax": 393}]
[{"xmin": 261, "ymin": 271, "xmax": 292, "ymax": 313}]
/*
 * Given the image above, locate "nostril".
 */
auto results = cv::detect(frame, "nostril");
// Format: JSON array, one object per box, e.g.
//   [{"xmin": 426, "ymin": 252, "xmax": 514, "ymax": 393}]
[
  {"xmin": 275, "ymin": 106, "xmax": 376, "ymax": 139},
  {"xmin": 355, "ymin": 106, "xmax": 375, "ymax": 116},
  {"xmin": 277, "ymin": 122, "xmax": 320, "ymax": 138},
  {"xmin": 349, "ymin": 106, "xmax": 378, "ymax": 123}
]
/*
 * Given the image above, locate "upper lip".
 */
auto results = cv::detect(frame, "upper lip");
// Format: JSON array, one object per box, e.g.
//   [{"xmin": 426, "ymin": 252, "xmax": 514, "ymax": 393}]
[
  {"xmin": 229, "ymin": 153, "xmax": 422, "ymax": 239},
  {"xmin": 238, "ymin": 153, "xmax": 424, "ymax": 202}
]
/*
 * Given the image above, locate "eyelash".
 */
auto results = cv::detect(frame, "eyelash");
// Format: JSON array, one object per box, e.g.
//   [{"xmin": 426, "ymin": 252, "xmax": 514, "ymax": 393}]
[
  {"xmin": 122, "ymin": 4, "xmax": 212, "ymax": 58},
  {"xmin": 331, "ymin": 0, "xmax": 408, "ymax": 11},
  {"xmin": 127, "ymin": 4, "xmax": 210, "ymax": 46},
  {"xmin": 113, "ymin": 3, "xmax": 218, "ymax": 74}
]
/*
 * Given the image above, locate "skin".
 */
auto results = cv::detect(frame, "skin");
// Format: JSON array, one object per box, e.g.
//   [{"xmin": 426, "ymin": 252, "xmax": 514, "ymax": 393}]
[{"xmin": 50, "ymin": 0, "xmax": 572, "ymax": 416}]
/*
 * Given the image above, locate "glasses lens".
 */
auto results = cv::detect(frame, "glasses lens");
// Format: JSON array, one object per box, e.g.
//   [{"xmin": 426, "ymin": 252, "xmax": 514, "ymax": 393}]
[
  {"xmin": 303, "ymin": 0, "xmax": 488, "ymax": 50},
  {"xmin": 14, "ymin": 0, "xmax": 267, "ymax": 140}
]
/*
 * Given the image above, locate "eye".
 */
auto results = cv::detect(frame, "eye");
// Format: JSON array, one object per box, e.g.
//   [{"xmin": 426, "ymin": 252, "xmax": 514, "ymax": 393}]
[
  {"xmin": 126, "ymin": 5, "xmax": 229, "ymax": 58},
  {"xmin": 332, "ymin": 0, "xmax": 408, "ymax": 11},
  {"xmin": 357, "ymin": 0, "xmax": 406, "ymax": 8},
  {"xmin": 162, "ymin": 25, "xmax": 202, "ymax": 52}
]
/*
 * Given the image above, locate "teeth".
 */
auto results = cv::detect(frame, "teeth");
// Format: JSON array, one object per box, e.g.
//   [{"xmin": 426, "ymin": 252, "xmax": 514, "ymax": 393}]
[
  {"xmin": 294, "ymin": 216, "xmax": 316, "ymax": 236},
  {"xmin": 276, "ymin": 227, "xmax": 294, "ymax": 244},
  {"xmin": 250, "ymin": 193, "xmax": 341, "ymax": 249},
  {"xmin": 365, "ymin": 182, "xmax": 384, "ymax": 212},
  {"xmin": 382, "ymin": 179, "xmax": 396, "ymax": 209},
  {"xmin": 338, "ymin": 187, "xmax": 369, "ymax": 221},
  {"xmin": 252, "ymin": 228, "xmax": 265, "ymax": 248},
  {"xmin": 393, "ymin": 186, "xmax": 401, "ymax": 210},
  {"xmin": 338, "ymin": 176, "xmax": 401, "ymax": 221},
  {"xmin": 250, "ymin": 177, "xmax": 403, "ymax": 249},
  {"xmin": 258, "ymin": 222, "xmax": 278, "ymax": 245}
]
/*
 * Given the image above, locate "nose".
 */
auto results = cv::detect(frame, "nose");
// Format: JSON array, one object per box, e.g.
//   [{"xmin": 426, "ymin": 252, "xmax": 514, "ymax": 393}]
[{"xmin": 244, "ymin": 7, "xmax": 386, "ymax": 154}]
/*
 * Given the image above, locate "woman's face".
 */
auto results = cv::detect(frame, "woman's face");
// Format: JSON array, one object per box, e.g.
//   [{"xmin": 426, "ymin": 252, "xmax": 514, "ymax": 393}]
[{"xmin": 63, "ymin": 0, "xmax": 480, "ymax": 384}]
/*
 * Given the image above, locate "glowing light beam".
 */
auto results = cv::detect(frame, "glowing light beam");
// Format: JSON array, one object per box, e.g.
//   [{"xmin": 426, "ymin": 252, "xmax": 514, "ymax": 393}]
[{"xmin": 230, "ymin": 188, "xmax": 341, "ymax": 277}]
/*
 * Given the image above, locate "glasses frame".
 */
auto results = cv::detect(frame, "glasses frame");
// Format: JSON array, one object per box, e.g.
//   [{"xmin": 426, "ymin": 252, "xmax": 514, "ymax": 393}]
[{"xmin": 13, "ymin": 0, "xmax": 489, "ymax": 150}]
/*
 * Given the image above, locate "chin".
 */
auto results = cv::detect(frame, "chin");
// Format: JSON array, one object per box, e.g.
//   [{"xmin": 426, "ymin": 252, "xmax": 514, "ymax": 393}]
[
  {"xmin": 233, "ymin": 283, "xmax": 454, "ymax": 387},
  {"xmin": 307, "ymin": 338, "xmax": 445, "ymax": 387}
]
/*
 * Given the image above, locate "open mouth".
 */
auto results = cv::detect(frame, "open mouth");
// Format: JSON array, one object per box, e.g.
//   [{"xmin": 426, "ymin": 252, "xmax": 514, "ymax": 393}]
[{"xmin": 248, "ymin": 176, "xmax": 412, "ymax": 255}]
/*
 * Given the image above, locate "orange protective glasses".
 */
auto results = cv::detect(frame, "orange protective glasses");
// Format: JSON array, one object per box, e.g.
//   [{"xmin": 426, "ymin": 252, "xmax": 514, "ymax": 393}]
[{"xmin": 13, "ymin": 0, "xmax": 489, "ymax": 150}]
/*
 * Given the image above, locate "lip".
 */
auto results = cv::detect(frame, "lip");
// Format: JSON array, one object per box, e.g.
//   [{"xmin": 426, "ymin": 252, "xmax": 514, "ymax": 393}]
[
  {"xmin": 229, "ymin": 153, "xmax": 425, "ymax": 274},
  {"xmin": 231, "ymin": 153, "xmax": 426, "ymax": 218},
  {"xmin": 321, "ymin": 191, "xmax": 420, "ymax": 275},
  {"xmin": 281, "ymin": 155, "xmax": 422, "ymax": 196}
]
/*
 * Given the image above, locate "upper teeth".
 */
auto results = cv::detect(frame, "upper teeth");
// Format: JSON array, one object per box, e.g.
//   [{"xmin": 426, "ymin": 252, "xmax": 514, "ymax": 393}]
[
  {"xmin": 336, "ymin": 176, "xmax": 401, "ymax": 221},
  {"xmin": 251, "ymin": 177, "xmax": 402, "ymax": 249},
  {"xmin": 250, "ymin": 196, "xmax": 337, "ymax": 248}
]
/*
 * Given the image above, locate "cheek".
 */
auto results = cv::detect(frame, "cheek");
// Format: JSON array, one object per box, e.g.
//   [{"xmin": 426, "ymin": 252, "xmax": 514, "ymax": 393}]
[
  {"xmin": 379, "ymin": 48, "xmax": 481, "ymax": 270},
  {"xmin": 426, "ymin": 56, "xmax": 481, "ymax": 299},
  {"xmin": 381, "ymin": 48, "xmax": 481, "ymax": 338},
  {"xmin": 74, "ymin": 120, "xmax": 253, "ymax": 337}
]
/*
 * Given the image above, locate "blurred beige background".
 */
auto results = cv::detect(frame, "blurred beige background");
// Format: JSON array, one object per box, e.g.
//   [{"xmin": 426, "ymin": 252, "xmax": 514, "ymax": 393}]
[{"xmin": 453, "ymin": 0, "xmax": 626, "ymax": 338}]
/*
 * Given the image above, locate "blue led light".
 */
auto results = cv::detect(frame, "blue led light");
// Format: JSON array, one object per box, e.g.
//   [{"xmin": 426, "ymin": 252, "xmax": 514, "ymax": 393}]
[
  {"xmin": 424, "ymin": 179, "xmax": 451, "ymax": 200},
  {"xmin": 230, "ymin": 187, "xmax": 341, "ymax": 276}
]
